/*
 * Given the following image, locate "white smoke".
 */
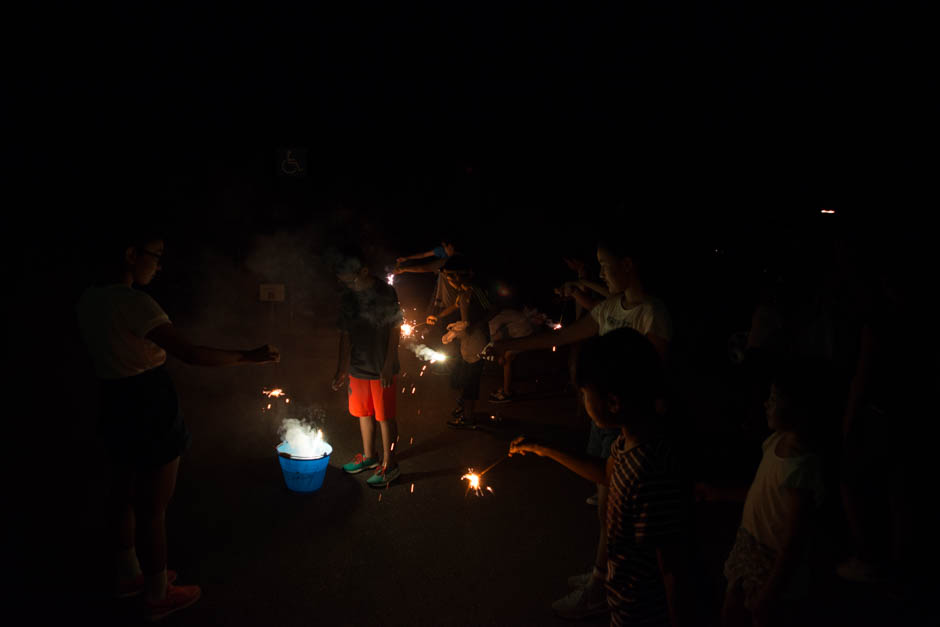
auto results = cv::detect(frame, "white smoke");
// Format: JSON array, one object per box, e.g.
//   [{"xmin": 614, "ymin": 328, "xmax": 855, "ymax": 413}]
[
  {"xmin": 278, "ymin": 418, "xmax": 332, "ymax": 459},
  {"xmin": 409, "ymin": 344, "xmax": 447, "ymax": 363}
]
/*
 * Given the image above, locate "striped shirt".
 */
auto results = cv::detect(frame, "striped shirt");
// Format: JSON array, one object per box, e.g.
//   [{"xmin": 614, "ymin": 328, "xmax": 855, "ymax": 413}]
[{"xmin": 606, "ymin": 435, "xmax": 684, "ymax": 627}]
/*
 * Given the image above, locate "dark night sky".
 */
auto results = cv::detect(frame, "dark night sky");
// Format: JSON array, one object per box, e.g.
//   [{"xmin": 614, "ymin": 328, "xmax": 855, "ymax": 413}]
[{"xmin": 5, "ymin": 2, "xmax": 933, "ymax": 300}]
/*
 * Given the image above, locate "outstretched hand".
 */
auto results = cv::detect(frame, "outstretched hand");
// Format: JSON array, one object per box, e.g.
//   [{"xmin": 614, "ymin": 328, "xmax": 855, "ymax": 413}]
[
  {"xmin": 508, "ymin": 436, "xmax": 540, "ymax": 457},
  {"xmin": 244, "ymin": 345, "xmax": 280, "ymax": 364}
]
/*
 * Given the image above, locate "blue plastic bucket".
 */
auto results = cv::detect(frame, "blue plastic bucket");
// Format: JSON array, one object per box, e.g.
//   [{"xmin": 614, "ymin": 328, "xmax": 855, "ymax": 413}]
[{"xmin": 276, "ymin": 441, "xmax": 333, "ymax": 493}]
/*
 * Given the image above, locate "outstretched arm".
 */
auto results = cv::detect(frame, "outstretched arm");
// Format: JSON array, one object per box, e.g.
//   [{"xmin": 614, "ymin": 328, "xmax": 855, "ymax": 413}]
[
  {"xmin": 394, "ymin": 258, "xmax": 446, "ymax": 274},
  {"xmin": 493, "ymin": 310, "xmax": 598, "ymax": 357},
  {"xmin": 147, "ymin": 323, "xmax": 279, "ymax": 366},
  {"xmin": 509, "ymin": 437, "xmax": 608, "ymax": 485},
  {"xmin": 397, "ymin": 250, "xmax": 437, "ymax": 263}
]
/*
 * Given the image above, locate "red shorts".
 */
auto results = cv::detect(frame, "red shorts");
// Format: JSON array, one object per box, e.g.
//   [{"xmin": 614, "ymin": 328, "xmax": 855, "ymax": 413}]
[{"xmin": 347, "ymin": 375, "xmax": 397, "ymax": 421}]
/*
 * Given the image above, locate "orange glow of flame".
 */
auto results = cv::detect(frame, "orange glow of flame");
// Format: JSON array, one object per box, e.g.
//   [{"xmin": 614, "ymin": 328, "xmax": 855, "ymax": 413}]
[
  {"xmin": 263, "ymin": 388, "xmax": 285, "ymax": 398},
  {"xmin": 267, "ymin": 403, "xmax": 272, "ymax": 410},
  {"xmin": 552, "ymin": 323, "xmax": 562, "ymax": 330},
  {"xmin": 461, "ymin": 469, "xmax": 487, "ymax": 496}
]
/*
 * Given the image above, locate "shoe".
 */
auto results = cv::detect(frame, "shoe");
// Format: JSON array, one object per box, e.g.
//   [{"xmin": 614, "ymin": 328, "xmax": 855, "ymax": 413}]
[
  {"xmin": 586, "ymin": 493, "xmax": 598, "ymax": 507},
  {"xmin": 567, "ymin": 571, "xmax": 594, "ymax": 588},
  {"xmin": 366, "ymin": 464, "xmax": 401, "ymax": 488},
  {"xmin": 551, "ymin": 584, "xmax": 608, "ymax": 619},
  {"xmin": 836, "ymin": 557, "xmax": 889, "ymax": 583},
  {"xmin": 144, "ymin": 584, "xmax": 201, "ymax": 621},
  {"xmin": 447, "ymin": 415, "xmax": 476, "ymax": 429},
  {"xmin": 488, "ymin": 389, "xmax": 514, "ymax": 403},
  {"xmin": 115, "ymin": 570, "xmax": 178, "ymax": 599},
  {"xmin": 343, "ymin": 453, "xmax": 380, "ymax": 474}
]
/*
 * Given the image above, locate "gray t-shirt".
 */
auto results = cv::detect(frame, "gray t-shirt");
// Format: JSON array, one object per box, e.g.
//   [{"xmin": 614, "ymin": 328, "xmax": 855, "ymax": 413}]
[{"xmin": 337, "ymin": 281, "xmax": 403, "ymax": 380}]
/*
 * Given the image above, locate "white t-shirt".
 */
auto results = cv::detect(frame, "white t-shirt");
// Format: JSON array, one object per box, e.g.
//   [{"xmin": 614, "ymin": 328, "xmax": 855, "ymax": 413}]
[
  {"xmin": 590, "ymin": 293, "xmax": 673, "ymax": 340},
  {"xmin": 740, "ymin": 432, "xmax": 825, "ymax": 553},
  {"xmin": 76, "ymin": 284, "xmax": 171, "ymax": 379}
]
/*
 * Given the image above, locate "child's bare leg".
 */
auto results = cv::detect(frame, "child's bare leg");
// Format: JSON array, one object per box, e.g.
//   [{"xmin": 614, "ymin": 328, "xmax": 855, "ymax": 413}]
[
  {"xmin": 359, "ymin": 416, "xmax": 376, "ymax": 459},
  {"xmin": 379, "ymin": 418, "xmax": 398, "ymax": 468},
  {"xmin": 594, "ymin": 484, "xmax": 609, "ymax": 578},
  {"xmin": 135, "ymin": 457, "xmax": 180, "ymax": 600},
  {"xmin": 502, "ymin": 351, "xmax": 515, "ymax": 394},
  {"xmin": 111, "ymin": 467, "xmax": 140, "ymax": 581}
]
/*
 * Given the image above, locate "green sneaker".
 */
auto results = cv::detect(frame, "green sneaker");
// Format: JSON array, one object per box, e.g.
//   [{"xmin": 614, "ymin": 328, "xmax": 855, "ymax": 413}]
[
  {"xmin": 366, "ymin": 464, "xmax": 401, "ymax": 488},
  {"xmin": 343, "ymin": 453, "xmax": 379, "ymax": 474}
]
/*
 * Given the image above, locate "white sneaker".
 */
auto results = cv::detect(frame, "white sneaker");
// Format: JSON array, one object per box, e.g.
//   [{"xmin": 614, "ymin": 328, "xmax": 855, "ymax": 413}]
[
  {"xmin": 551, "ymin": 584, "xmax": 608, "ymax": 619},
  {"xmin": 836, "ymin": 557, "xmax": 888, "ymax": 583},
  {"xmin": 567, "ymin": 571, "xmax": 594, "ymax": 588}
]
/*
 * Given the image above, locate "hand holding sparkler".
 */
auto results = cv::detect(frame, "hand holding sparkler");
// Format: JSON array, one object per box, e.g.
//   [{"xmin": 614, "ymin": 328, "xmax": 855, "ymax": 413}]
[
  {"xmin": 508, "ymin": 436, "xmax": 542, "ymax": 457},
  {"xmin": 243, "ymin": 344, "xmax": 280, "ymax": 364},
  {"xmin": 483, "ymin": 340, "xmax": 508, "ymax": 365}
]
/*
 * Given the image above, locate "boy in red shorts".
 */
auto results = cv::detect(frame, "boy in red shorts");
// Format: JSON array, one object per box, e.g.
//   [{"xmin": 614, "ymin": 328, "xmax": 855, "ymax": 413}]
[{"xmin": 330, "ymin": 247, "xmax": 403, "ymax": 487}]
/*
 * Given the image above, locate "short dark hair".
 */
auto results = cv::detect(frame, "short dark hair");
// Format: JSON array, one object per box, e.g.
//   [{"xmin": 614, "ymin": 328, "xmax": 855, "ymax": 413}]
[
  {"xmin": 324, "ymin": 244, "xmax": 368, "ymax": 276},
  {"xmin": 596, "ymin": 236, "xmax": 648, "ymax": 267},
  {"xmin": 441, "ymin": 253, "xmax": 473, "ymax": 276},
  {"xmin": 575, "ymin": 327, "xmax": 664, "ymax": 419},
  {"xmin": 91, "ymin": 221, "xmax": 166, "ymax": 281}
]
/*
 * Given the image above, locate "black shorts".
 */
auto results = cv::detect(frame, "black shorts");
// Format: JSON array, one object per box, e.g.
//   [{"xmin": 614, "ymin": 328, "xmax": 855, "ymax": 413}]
[
  {"xmin": 98, "ymin": 366, "xmax": 192, "ymax": 469},
  {"xmin": 450, "ymin": 358, "xmax": 484, "ymax": 401}
]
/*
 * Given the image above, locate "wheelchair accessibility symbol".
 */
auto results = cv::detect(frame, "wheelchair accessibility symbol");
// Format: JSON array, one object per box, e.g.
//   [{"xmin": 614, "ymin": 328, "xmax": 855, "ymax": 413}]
[
  {"xmin": 281, "ymin": 150, "xmax": 304, "ymax": 175},
  {"xmin": 278, "ymin": 148, "xmax": 307, "ymax": 177}
]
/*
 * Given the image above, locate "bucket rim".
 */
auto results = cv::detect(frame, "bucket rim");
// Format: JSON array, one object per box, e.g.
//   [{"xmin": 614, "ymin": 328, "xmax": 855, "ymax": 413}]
[{"xmin": 276, "ymin": 441, "xmax": 333, "ymax": 461}]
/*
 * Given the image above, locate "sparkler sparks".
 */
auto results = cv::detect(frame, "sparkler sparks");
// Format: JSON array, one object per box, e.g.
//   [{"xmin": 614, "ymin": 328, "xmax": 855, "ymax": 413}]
[
  {"xmin": 263, "ymin": 388, "xmax": 286, "ymax": 398},
  {"xmin": 460, "ymin": 457, "xmax": 505, "ymax": 497},
  {"xmin": 410, "ymin": 344, "xmax": 448, "ymax": 363},
  {"xmin": 387, "ymin": 273, "xmax": 396, "ymax": 285}
]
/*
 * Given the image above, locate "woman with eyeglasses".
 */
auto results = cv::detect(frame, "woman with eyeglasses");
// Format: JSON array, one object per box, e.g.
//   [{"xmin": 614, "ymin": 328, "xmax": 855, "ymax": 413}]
[{"xmin": 76, "ymin": 228, "xmax": 279, "ymax": 621}]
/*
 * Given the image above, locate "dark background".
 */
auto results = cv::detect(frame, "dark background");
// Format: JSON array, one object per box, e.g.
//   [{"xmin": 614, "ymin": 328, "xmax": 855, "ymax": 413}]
[{"xmin": 5, "ymin": 2, "xmax": 935, "ymax": 623}]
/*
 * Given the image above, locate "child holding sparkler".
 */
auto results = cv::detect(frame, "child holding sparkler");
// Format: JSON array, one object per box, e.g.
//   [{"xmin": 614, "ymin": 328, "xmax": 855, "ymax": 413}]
[
  {"xmin": 491, "ymin": 238, "xmax": 673, "ymax": 617},
  {"xmin": 77, "ymin": 228, "xmax": 279, "ymax": 621},
  {"xmin": 392, "ymin": 238, "xmax": 459, "ymax": 325},
  {"xmin": 698, "ymin": 358, "xmax": 826, "ymax": 627},
  {"xmin": 331, "ymin": 247, "xmax": 403, "ymax": 487},
  {"xmin": 435, "ymin": 254, "xmax": 497, "ymax": 428},
  {"xmin": 509, "ymin": 328, "xmax": 690, "ymax": 626}
]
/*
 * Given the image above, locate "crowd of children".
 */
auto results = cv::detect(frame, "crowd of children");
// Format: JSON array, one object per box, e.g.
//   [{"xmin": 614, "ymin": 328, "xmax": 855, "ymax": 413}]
[{"xmin": 78, "ymin": 222, "xmax": 933, "ymax": 625}]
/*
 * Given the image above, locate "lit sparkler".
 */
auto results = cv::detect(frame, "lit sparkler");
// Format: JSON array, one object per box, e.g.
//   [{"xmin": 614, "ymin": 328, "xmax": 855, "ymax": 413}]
[
  {"xmin": 460, "ymin": 456, "xmax": 505, "ymax": 497},
  {"xmin": 263, "ymin": 388, "xmax": 286, "ymax": 398},
  {"xmin": 387, "ymin": 273, "xmax": 396, "ymax": 285}
]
